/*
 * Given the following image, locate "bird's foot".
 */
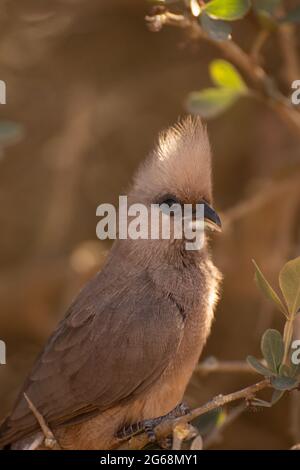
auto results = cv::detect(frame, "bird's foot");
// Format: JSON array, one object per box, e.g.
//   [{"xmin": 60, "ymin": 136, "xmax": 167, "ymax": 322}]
[
  {"xmin": 116, "ymin": 416, "xmax": 162, "ymax": 442},
  {"xmin": 116, "ymin": 401, "xmax": 190, "ymax": 444},
  {"xmin": 169, "ymin": 401, "xmax": 190, "ymax": 418}
]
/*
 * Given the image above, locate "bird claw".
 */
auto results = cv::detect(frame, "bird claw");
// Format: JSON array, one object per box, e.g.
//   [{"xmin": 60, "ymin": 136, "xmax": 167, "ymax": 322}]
[
  {"xmin": 116, "ymin": 401, "xmax": 190, "ymax": 443},
  {"xmin": 172, "ymin": 402, "xmax": 190, "ymax": 417},
  {"xmin": 116, "ymin": 416, "xmax": 162, "ymax": 442}
]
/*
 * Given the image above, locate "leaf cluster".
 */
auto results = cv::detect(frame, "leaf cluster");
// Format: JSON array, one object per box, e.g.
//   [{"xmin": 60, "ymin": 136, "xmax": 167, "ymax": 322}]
[{"xmin": 247, "ymin": 257, "xmax": 300, "ymax": 405}]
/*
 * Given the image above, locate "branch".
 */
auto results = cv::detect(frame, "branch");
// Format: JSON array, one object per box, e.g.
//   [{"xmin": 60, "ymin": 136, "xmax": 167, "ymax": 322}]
[
  {"xmin": 145, "ymin": 12, "xmax": 300, "ymax": 136},
  {"xmin": 116, "ymin": 379, "xmax": 270, "ymax": 450},
  {"xmin": 250, "ymin": 30, "xmax": 270, "ymax": 62},
  {"xmin": 276, "ymin": 3, "xmax": 300, "ymax": 88},
  {"xmin": 24, "ymin": 393, "xmax": 61, "ymax": 450},
  {"xmin": 277, "ymin": 23, "xmax": 300, "ymax": 86}
]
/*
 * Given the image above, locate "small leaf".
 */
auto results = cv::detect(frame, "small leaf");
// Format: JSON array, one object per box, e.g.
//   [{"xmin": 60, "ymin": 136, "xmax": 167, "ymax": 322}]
[
  {"xmin": 271, "ymin": 389, "xmax": 285, "ymax": 405},
  {"xmin": 261, "ymin": 329, "xmax": 284, "ymax": 373},
  {"xmin": 247, "ymin": 355, "xmax": 274, "ymax": 377},
  {"xmin": 204, "ymin": 0, "xmax": 251, "ymax": 21},
  {"xmin": 210, "ymin": 59, "xmax": 247, "ymax": 92},
  {"xmin": 279, "ymin": 256, "xmax": 300, "ymax": 316},
  {"xmin": 280, "ymin": 6, "xmax": 300, "ymax": 24},
  {"xmin": 252, "ymin": 260, "xmax": 288, "ymax": 318},
  {"xmin": 271, "ymin": 375, "xmax": 297, "ymax": 391},
  {"xmin": 187, "ymin": 88, "xmax": 239, "ymax": 118},
  {"xmin": 200, "ymin": 12, "xmax": 232, "ymax": 40}
]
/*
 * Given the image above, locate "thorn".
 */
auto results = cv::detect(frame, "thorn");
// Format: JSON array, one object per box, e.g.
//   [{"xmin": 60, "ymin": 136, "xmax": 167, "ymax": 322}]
[{"xmin": 24, "ymin": 393, "xmax": 61, "ymax": 450}]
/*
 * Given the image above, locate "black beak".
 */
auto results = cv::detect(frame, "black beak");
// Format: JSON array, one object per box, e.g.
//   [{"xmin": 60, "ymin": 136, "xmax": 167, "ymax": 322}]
[{"xmin": 204, "ymin": 202, "xmax": 222, "ymax": 232}]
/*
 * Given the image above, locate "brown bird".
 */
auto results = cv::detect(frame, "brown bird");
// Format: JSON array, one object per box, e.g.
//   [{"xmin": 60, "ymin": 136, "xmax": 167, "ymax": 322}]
[{"xmin": 0, "ymin": 116, "xmax": 222, "ymax": 450}]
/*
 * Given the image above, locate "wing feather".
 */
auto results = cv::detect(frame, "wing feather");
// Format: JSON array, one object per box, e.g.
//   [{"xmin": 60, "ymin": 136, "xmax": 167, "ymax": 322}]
[{"xmin": 0, "ymin": 264, "xmax": 184, "ymax": 446}]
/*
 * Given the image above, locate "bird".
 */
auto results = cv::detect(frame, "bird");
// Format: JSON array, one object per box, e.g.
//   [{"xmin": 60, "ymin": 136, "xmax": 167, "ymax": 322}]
[{"xmin": 0, "ymin": 116, "xmax": 222, "ymax": 450}]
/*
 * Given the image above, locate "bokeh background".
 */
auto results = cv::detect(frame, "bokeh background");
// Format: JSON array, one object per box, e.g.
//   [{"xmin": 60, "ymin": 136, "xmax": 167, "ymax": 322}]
[{"xmin": 0, "ymin": 0, "xmax": 299, "ymax": 449}]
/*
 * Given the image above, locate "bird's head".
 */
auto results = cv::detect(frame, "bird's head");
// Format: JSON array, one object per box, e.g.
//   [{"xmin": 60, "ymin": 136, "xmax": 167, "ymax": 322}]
[{"xmin": 128, "ymin": 117, "xmax": 221, "ymax": 253}]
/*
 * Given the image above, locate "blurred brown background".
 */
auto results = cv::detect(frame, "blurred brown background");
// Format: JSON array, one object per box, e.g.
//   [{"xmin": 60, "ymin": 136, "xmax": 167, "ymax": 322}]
[{"xmin": 0, "ymin": 0, "xmax": 299, "ymax": 449}]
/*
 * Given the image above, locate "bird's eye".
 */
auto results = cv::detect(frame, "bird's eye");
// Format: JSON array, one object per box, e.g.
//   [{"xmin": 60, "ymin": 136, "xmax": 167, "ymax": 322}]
[
  {"xmin": 161, "ymin": 198, "xmax": 178, "ymax": 207},
  {"xmin": 158, "ymin": 196, "xmax": 181, "ymax": 215}
]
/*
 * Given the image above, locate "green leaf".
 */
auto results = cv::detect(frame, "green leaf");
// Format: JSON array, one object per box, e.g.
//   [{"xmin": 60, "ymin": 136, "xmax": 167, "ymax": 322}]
[
  {"xmin": 280, "ymin": 6, "xmax": 300, "ymax": 24},
  {"xmin": 271, "ymin": 375, "xmax": 297, "ymax": 391},
  {"xmin": 204, "ymin": 0, "xmax": 251, "ymax": 21},
  {"xmin": 200, "ymin": 12, "xmax": 232, "ymax": 40},
  {"xmin": 261, "ymin": 329, "xmax": 284, "ymax": 373},
  {"xmin": 210, "ymin": 59, "xmax": 247, "ymax": 92},
  {"xmin": 252, "ymin": 260, "xmax": 288, "ymax": 317},
  {"xmin": 247, "ymin": 355, "xmax": 274, "ymax": 377},
  {"xmin": 187, "ymin": 88, "xmax": 239, "ymax": 118},
  {"xmin": 271, "ymin": 389, "xmax": 285, "ymax": 405},
  {"xmin": 279, "ymin": 257, "xmax": 300, "ymax": 316}
]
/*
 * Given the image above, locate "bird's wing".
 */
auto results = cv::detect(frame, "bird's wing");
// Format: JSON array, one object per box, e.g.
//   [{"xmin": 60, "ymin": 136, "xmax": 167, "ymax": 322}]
[{"xmin": 0, "ymin": 266, "xmax": 184, "ymax": 446}]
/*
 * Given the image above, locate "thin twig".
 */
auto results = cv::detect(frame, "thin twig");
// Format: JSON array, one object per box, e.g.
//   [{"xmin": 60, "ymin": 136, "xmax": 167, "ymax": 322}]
[
  {"xmin": 28, "ymin": 434, "xmax": 44, "ymax": 451},
  {"xmin": 278, "ymin": 23, "xmax": 300, "ymax": 86},
  {"xmin": 146, "ymin": 12, "xmax": 300, "ymax": 136},
  {"xmin": 24, "ymin": 393, "xmax": 61, "ymax": 450},
  {"xmin": 116, "ymin": 379, "xmax": 270, "ymax": 450},
  {"xmin": 276, "ymin": 2, "xmax": 300, "ymax": 88},
  {"xmin": 251, "ymin": 30, "xmax": 270, "ymax": 62}
]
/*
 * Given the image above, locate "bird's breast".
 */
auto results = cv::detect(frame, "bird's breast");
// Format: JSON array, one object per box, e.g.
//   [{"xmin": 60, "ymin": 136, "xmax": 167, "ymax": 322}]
[{"xmin": 140, "ymin": 259, "xmax": 221, "ymax": 420}]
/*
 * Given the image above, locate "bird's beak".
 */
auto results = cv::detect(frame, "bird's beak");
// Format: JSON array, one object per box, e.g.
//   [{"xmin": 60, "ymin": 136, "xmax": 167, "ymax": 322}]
[{"xmin": 204, "ymin": 202, "xmax": 222, "ymax": 233}]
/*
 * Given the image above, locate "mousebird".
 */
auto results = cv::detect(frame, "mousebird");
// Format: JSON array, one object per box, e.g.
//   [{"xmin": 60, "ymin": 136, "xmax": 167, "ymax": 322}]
[{"xmin": 0, "ymin": 116, "xmax": 222, "ymax": 449}]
